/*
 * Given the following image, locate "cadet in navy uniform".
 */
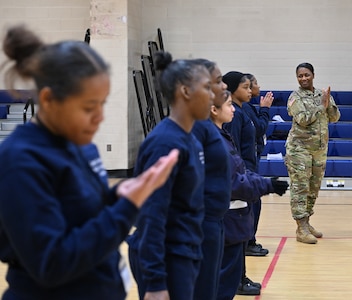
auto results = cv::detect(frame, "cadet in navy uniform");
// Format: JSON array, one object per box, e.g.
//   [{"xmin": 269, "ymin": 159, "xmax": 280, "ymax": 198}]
[
  {"xmin": 242, "ymin": 73, "xmax": 273, "ymax": 257},
  {"xmin": 211, "ymin": 92, "xmax": 288, "ymax": 300},
  {"xmin": 127, "ymin": 52, "xmax": 214, "ymax": 300},
  {"xmin": 0, "ymin": 25, "xmax": 178, "ymax": 300},
  {"xmin": 222, "ymin": 71, "xmax": 260, "ymax": 295},
  {"xmin": 192, "ymin": 59, "xmax": 231, "ymax": 300}
]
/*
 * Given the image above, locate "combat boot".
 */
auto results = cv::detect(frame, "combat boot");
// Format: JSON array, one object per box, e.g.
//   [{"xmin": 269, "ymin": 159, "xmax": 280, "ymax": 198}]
[
  {"xmin": 308, "ymin": 217, "xmax": 323, "ymax": 238},
  {"xmin": 296, "ymin": 217, "xmax": 317, "ymax": 244}
]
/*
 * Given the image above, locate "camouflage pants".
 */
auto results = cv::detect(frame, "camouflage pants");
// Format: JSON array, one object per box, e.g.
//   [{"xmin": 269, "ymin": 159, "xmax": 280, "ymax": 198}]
[{"xmin": 285, "ymin": 147, "xmax": 327, "ymax": 220}]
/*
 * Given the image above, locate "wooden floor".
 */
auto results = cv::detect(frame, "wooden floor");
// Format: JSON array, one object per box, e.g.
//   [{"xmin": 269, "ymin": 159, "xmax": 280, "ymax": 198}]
[{"xmin": 0, "ymin": 189, "xmax": 351, "ymax": 300}]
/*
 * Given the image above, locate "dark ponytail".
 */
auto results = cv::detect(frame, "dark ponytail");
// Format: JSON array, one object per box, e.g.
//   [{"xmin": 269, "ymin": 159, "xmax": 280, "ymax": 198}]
[
  {"xmin": 153, "ymin": 51, "xmax": 207, "ymax": 105},
  {"xmin": 1, "ymin": 24, "xmax": 109, "ymax": 101}
]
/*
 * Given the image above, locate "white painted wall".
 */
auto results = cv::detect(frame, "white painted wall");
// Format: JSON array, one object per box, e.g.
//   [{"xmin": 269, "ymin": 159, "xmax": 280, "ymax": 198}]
[
  {"xmin": 0, "ymin": 0, "xmax": 90, "ymax": 55},
  {"xmin": 0, "ymin": 0, "xmax": 351, "ymax": 171},
  {"xmin": 141, "ymin": 0, "xmax": 352, "ymax": 91},
  {"xmin": 89, "ymin": 0, "xmax": 130, "ymax": 170}
]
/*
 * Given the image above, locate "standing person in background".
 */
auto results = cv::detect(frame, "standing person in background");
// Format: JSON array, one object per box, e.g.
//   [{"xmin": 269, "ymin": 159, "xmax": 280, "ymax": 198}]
[
  {"xmin": 285, "ymin": 62, "xmax": 340, "ymax": 244},
  {"xmin": 192, "ymin": 59, "xmax": 231, "ymax": 300},
  {"xmin": 222, "ymin": 71, "xmax": 261, "ymax": 296},
  {"xmin": 211, "ymin": 92, "xmax": 288, "ymax": 300},
  {"xmin": 243, "ymin": 73, "xmax": 274, "ymax": 257},
  {"xmin": 0, "ymin": 25, "xmax": 179, "ymax": 300},
  {"xmin": 128, "ymin": 52, "xmax": 214, "ymax": 300}
]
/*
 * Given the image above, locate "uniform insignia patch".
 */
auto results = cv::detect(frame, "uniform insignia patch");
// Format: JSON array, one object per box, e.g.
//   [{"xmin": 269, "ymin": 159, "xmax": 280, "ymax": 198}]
[{"xmin": 288, "ymin": 98, "xmax": 296, "ymax": 106}]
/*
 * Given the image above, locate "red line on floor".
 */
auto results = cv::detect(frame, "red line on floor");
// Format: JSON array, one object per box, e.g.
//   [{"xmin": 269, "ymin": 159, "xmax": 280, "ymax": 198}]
[
  {"xmin": 258, "ymin": 235, "xmax": 352, "ymax": 240},
  {"xmin": 254, "ymin": 237, "xmax": 287, "ymax": 300}
]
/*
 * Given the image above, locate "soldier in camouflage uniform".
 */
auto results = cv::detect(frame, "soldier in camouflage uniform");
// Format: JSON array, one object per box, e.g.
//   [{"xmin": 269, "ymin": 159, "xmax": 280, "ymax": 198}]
[{"xmin": 285, "ymin": 62, "xmax": 340, "ymax": 244}]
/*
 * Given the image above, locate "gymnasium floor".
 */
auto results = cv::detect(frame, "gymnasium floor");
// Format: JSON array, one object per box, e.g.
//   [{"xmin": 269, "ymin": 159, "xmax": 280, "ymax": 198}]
[{"xmin": 0, "ymin": 189, "xmax": 351, "ymax": 300}]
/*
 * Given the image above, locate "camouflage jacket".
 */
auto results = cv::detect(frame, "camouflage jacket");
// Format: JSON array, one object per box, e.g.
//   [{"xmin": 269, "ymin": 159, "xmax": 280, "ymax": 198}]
[{"xmin": 286, "ymin": 87, "xmax": 340, "ymax": 151}]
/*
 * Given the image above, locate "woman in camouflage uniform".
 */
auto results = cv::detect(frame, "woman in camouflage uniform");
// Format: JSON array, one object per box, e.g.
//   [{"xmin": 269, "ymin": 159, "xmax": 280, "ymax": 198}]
[{"xmin": 285, "ymin": 62, "xmax": 340, "ymax": 244}]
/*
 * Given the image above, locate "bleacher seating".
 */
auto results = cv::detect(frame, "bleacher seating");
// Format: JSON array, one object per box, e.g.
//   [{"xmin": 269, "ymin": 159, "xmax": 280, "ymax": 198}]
[
  {"xmin": 132, "ymin": 28, "xmax": 169, "ymax": 137},
  {"xmin": 0, "ymin": 105, "xmax": 8, "ymax": 119},
  {"xmin": 132, "ymin": 70, "xmax": 157, "ymax": 137},
  {"xmin": 252, "ymin": 90, "xmax": 352, "ymax": 106},
  {"xmin": 268, "ymin": 105, "xmax": 352, "ymax": 122},
  {"xmin": 257, "ymin": 90, "xmax": 352, "ymax": 178},
  {"xmin": 267, "ymin": 122, "xmax": 352, "ymax": 139},
  {"xmin": 259, "ymin": 159, "xmax": 352, "ymax": 177},
  {"xmin": 262, "ymin": 139, "xmax": 352, "ymax": 157},
  {"xmin": 0, "ymin": 90, "xmax": 37, "ymax": 143},
  {"xmin": 0, "ymin": 90, "xmax": 37, "ymax": 104}
]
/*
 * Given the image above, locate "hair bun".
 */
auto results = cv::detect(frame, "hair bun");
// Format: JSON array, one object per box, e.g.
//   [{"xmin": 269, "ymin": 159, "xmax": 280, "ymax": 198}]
[
  {"xmin": 154, "ymin": 51, "xmax": 172, "ymax": 72},
  {"xmin": 3, "ymin": 25, "xmax": 43, "ymax": 64}
]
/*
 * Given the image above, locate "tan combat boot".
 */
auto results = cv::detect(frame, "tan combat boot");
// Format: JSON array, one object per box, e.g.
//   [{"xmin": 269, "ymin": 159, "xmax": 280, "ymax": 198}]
[
  {"xmin": 308, "ymin": 217, "xmax": 323, "ymax": 238},
  {"xmin": 296, "ymin": 217, "xmax": 317, "ymax": 244}
]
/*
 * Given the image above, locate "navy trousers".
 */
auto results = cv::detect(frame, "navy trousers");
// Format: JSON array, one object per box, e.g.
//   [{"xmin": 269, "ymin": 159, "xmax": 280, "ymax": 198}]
[
  {"xmin": 217, "ymin": 242, "xmax": 244, "ymax": 300},
  {"xmin": 249, "ymin": 199, "xmax": 262, "ymax": 244},
  {"xmin": 194, "ymin": 217, "xmax": 224, "ymax": 300},
  {"xmin": 129, "ymin": 247, "xmax": 200, "ymax": 300}
]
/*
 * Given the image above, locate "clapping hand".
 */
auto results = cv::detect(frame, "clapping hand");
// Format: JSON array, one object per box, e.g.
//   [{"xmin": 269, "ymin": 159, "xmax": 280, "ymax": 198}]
[
  {"xmin": 321, "ymin": 86, "xmax": 331, "ymax": 109},
  {"xmin": 260, "ymin": 91, "xmax": 274, "ymax": 108}
]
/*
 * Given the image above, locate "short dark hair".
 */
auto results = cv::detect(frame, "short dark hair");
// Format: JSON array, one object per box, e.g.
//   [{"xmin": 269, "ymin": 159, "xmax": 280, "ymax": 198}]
[
  {"xmin": 296, "ymin": 62, "xmax": 314, "ymax": 75},
  {"xmin": 222, "ymin": 71, "xmax": 247, "ymax": 94}
]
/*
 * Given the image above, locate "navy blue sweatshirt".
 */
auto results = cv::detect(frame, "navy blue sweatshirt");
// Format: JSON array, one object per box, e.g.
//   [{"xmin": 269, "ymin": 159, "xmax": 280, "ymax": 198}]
[
  {"xmin": 243, "ymin": 102, "xmax": 270, "ymax": 164},
  {"xmin": 0, "ymin": 122, "xmax": 137, "ymax": 300},
  {"xmin": 218, "ymin": 127, "xmax": 273, "ymax": 202},
  {"xmin": 192, "ymin": 119, "xmax": 231, "ymax": 218},
  {"xmin": 223, "ymin": 103, "xmax": 257, "ymax": 171},
  {"xmin": 128, "ymin": 118, "xmax": 205, "ymax": 292},
  {"xmin": 219, "ymin": 127, "xmax": 274, "ymax": 244}
]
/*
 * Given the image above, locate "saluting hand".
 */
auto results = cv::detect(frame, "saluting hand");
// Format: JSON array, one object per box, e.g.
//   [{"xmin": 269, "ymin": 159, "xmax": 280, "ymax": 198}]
[{"xmin": 116, "ymin": 149, "xmax": 179, "ymax": 208}]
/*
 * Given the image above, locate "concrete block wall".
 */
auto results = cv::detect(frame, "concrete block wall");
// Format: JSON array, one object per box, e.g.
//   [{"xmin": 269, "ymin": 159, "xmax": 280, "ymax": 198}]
[
  {"xmin": 1, "ymin": 0, "xmax": 352, "ymax": 172},
  {"xmin": 90, "ymin": 0, "xmax": 130, "ymax": 170},
  {"xmin": 141, "ymin": 0, "xmax": 352, "ymax": 91},
  {"xmin": 127, "ymin": 0, "xmax": 146, "ymax": 168},
  {"xmin": 0, "ymin": 0, "xmax": 90, "ymax": 47}
]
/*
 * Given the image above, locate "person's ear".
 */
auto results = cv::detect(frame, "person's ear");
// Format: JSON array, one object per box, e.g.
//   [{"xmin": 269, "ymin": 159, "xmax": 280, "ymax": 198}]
[
  {"xmin": 180, "ymin": 84, "xmax": 191, "ymax": 101},
  {"xmin": 210, "ymin": 105, "xmax": 218, "ymax": 116},
  {"xmin": 38, "ymin": 87, "xmax": 55, "ymax": 110}
]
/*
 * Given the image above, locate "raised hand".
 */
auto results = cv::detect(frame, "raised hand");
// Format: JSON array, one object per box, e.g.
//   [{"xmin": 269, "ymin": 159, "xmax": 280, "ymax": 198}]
[
  {"xmin": 260, "ymin": 91, "xmax": 274, "ymax": 108},
  {"xmin": 116, "ymin": 149, "xmax": 179, "ymax": 208},
  {"xmin": 321, "ymin": 86, "xmax": 331, "ymax": 109}
]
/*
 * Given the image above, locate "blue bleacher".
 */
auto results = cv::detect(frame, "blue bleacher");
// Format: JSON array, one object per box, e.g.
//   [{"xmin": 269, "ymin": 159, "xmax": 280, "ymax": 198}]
[
  {"xmin": 0, "ymin": 90, "xmax": 37, "ymax": 121},
  {"xmin": 257, "ymin": 90, "xmax": 352, "ymax": 178},
  {"xmin": 266, "ymin": 122, "xmax": 352, "ymax": 139},
  {"xmin": 267, "ymin": 106, "xmax": 352, "ymax": 122},
  {"xmin": 252, "ymin": 90, "xmax": 352, "ymax": 106},
  {"xmin": 330, "ymin": 91, "xmax": 352, "ymax": 105},
  {"xmin": 251, "ymin": 91, "xmax": 292, "ymax": 106},
  {"xmin": 0, "ymin": 90, "xmax": 37, "ymax": 104},
  {"xmin": 0, "ymin": 91, "xmax": 15, "ymax": 103},
  {"xmin": 259, "ymin": 159, "xmax": 352, "ymax": 177},
  {"xmin": 0, "ymin": 105, "xmax": 8, "ymax": 119},
  {"xmin": 262, "ymin": 139, "xmax": 352, "ymax": 157}
]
